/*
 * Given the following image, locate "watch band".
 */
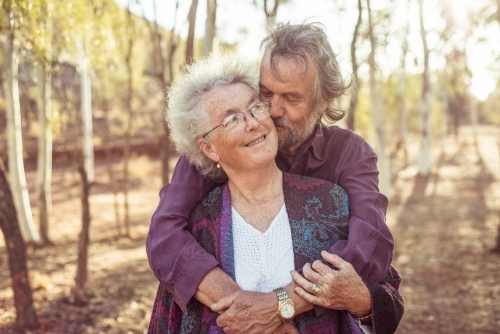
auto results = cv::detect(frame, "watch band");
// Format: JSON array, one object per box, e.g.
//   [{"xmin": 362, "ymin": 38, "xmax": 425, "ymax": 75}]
[
  {"xmin": 273, "ymin": 287, "xmax": 295, "ymax": 322},
  {"xmin": 274, "ymin": 287, "xmax": 289, "ymax": 304}
]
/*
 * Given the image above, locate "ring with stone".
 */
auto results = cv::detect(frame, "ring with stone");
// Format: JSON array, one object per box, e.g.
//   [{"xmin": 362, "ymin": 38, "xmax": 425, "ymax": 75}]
[{"xmin": 311, "ymin": 283, "xmax": 320, "ymax": 294}]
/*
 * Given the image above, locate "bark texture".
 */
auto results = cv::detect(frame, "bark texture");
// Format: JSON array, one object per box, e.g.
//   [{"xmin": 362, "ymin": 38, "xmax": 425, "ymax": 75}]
[{"xmin": 0, "ymin": 160, "xmax": 40, "ymax": 332}]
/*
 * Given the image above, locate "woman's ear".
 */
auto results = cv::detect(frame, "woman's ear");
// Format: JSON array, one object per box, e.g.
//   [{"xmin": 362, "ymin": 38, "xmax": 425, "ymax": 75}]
[{"xmin": 198, "ymin": 138, "xmax": 219, "ymax": 163}]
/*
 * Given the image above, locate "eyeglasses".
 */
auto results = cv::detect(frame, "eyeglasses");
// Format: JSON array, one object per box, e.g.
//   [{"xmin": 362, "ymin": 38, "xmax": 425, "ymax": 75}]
[{"xmin": 202, "ymin": 101, "xmax": 271, "ymax": 138}]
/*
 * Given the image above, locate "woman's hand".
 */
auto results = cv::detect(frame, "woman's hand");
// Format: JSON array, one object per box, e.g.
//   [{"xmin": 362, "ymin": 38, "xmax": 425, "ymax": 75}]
[{"xmin": 290, "ymin": 251, "xmax": 372, "ymax": 317}]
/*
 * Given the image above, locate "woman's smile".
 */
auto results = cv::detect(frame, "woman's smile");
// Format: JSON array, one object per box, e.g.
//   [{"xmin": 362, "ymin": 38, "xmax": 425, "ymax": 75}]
[{"xmin": 246, "ymin": 135, "xmax": 267, "ymax": 147}]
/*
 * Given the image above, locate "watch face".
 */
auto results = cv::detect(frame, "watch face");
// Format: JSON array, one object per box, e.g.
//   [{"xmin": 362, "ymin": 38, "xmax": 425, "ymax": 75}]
[{"xmin": 281, "ymin": 303, "xmax": 295, "ymax": 319}]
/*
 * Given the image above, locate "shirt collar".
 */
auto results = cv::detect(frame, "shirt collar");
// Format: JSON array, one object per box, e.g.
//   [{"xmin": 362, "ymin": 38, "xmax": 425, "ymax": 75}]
[{"xmin": 293, "ymin": 123, "xmax": 326, "ymax": 162}]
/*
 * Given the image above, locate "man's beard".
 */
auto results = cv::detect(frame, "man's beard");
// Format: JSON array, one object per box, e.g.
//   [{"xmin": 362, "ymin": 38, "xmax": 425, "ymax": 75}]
[{"xmin": 273, "ymin": 113, "xmax": 321, "ymax": 152}]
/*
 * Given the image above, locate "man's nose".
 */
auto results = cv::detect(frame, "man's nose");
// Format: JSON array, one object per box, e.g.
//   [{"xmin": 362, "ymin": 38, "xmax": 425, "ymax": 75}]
[{"xmin": 270, "ymin": 98, "xmax": 285, "ymax": 119}]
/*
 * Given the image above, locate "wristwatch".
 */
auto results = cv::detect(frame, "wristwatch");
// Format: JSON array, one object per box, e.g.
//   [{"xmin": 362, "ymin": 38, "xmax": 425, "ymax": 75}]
[{"xmin": 273, "ymin": 287, "xmax": 295, "ymax": 322}]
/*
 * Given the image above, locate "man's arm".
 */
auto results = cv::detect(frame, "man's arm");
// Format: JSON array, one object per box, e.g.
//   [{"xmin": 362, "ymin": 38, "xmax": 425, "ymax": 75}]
[
  {"xmin": 329, "ymin": 138, "xmax": 393, "ymax": 283},
  {"xmin": 362, "ymin": 266, "xmax": 404, "ymax": 334},
  {"xmin": 146, "ymin": 155, "xmax": 220, "ymax": 313}
]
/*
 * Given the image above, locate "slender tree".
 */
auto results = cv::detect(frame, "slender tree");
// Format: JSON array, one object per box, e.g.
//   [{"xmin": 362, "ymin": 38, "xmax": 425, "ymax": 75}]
[
  {"xmin": 140, "ymin": 0, "xmax": 180, "ymax": 185},
  {"xmin": 122, "ymin": 2, "xmax": 137, "ymax": 237},
  {"xmin": 417, "ymin": 0, "xmax": 433, "ymax": 175},
  {"xmin": 494, "ymin": 0, "xmax": 500, "ymax": 253},
  {"xmin": 79, "ymin": 40, "xmax": 95, "ymax": 183},
  {"xmin": 347, "ymin": 0, "xmax": 362, "ymax": 131},
  {"xmin": 397, "ymin": 0, "xmax": 410, "ymax": 167},
  {"xmin": 366, "ymin": 0, "xmax": 392, "ymax": 199},
  {"xmin": 3, "ymin": 2, "xmax": 40, "ymax": 243},
  {"xmin": 263, "ymin": 0, "xmax": 280, "ymax": 32},
  {"xmin": 202, "ymin": 0, "xmax": 218, "ymax": 56},
  {"xmin": 71, "ymin": 154, "xmax": 91, "ymax": 303},
  {"xmin": 0, "ymin": 159, "xmax": 39, "ymax": 332},
  {"xmin": 35, "ymin": 0, "xmax": 54, "ymax": 245},
  {"xmin": 186, "ymin": 0, "xmax": 199, "ymax": 64},
  {"xmin": 99, "ymin": 77, "xmax": 122, "ymax": 235}
]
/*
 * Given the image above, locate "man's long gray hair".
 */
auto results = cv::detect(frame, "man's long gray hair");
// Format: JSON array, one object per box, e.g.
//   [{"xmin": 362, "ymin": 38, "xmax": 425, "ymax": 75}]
[{"xmin": 261, "ymin": 22, "xmax": 351, "ymax": 123}]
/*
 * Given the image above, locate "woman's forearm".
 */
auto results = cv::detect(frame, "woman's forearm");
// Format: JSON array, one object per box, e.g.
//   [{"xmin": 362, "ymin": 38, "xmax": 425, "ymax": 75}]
[
  {"xmin": 283, "ymin": 279, "xmax": 314, "ymax": 315},
  {"xmin": 194, "ymin": 266, "xmax": 241, "ymax": 308}
]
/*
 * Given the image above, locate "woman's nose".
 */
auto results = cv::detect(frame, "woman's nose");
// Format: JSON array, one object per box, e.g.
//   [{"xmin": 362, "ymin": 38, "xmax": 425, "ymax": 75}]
[{"xmin": 244, "ymin": 112, "xmax": 261, "ymax": 130}]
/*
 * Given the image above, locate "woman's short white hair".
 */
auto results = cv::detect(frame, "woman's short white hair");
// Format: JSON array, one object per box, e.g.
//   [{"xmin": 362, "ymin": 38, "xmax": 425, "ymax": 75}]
[{"xmin": 166, "ymin": 52, "xmax": 259, "ymax": 182}]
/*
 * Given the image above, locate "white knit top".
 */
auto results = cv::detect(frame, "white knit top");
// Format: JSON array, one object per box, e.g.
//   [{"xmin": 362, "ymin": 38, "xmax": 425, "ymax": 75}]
[{"xmin": 232, "ymin": 204, "xmax": 294, "ymax": 292}]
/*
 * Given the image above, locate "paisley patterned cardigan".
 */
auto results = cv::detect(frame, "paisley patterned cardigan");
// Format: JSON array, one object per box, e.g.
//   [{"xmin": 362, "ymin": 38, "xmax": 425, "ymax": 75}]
[{"xmin": 149, "ymin": 173, "xmax": 404, "ymax": 334}]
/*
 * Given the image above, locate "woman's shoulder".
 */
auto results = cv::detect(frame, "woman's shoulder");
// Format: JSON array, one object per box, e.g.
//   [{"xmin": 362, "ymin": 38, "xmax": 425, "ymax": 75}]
[
  {"xmin": 283, "ymin": 172, "xmax": 349, "ymax": 217},
  {"xmin": 283, "ymin": 172, "xmax": 346, "ymax": 196},
  {"xmin": 188, "ymin": 185, "xmax": 225, "ymax": 224}
]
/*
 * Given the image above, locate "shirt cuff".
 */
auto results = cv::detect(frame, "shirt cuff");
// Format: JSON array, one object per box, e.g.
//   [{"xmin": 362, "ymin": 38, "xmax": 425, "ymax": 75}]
[{"xmin": 171, "ymin": 250, "xmax": 219, "ymax": 314}]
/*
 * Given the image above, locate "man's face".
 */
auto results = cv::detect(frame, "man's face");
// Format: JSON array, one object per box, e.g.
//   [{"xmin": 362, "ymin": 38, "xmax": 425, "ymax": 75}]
[{"xmin": 258, "ymin": 49, "xmax": 324, "ymax": 155}]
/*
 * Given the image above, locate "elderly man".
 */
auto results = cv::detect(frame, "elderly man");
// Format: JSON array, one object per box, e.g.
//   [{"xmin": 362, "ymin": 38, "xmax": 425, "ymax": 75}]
[{"xmin": 147, "ymin": 22, "xmax": 403, "ymax": 333}]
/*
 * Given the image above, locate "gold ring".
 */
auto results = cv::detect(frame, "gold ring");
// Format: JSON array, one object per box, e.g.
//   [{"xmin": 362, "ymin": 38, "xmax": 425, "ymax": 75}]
[{"xmin": 311, "ymin": 283, "xmax": 320, "ymax": 294}]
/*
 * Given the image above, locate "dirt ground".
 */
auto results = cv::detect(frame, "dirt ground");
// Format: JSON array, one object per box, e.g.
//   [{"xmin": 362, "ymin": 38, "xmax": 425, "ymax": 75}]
[{"xmin": 0, "ymin": 125, "xmax": 499, "ymax": 334}]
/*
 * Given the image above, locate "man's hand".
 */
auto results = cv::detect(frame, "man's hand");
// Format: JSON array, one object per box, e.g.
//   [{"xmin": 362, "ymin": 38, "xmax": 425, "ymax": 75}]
[
  {"xmin": 291, "ymin": 250, "xmax": 372, "ymax": 317},
  {"xmin": 211, "ymin": 290, "xmax": 283, "ymax": 334}
]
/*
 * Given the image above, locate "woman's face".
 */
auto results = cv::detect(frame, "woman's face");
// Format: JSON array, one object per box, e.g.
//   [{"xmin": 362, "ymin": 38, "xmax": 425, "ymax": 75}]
[{"xmin": 200, "ymin": 83, "xmax": 278, "ymax": 173}]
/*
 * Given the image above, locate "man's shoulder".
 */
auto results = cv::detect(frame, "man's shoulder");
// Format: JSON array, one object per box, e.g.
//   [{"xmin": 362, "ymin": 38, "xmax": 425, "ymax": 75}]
[
  {"xmin": 320, "ymin": 125, "xmax": 368, "ymax": 144},
  {"xmin": 317, "ymin": 125, "xmax": 375, "ymax": 156}
]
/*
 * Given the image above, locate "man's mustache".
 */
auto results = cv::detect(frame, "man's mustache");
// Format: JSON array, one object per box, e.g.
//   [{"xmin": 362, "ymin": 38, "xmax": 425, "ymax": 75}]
[{"xmin": 273, "ymin": 117, "xmax": 293, "ymax": 130}]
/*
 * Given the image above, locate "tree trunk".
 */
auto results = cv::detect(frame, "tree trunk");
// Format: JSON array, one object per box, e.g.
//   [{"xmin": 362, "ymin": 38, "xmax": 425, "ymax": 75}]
[
  {"xmin": 202, "ymin": 0, "xmax": 217, "ymax": 56},
  {"xmin": 263, "ymin": 0, "xmax": 280, "ymax": 33},
  {"xmin": 186, "ymin": 0, "xmax": 199, "ymax": 64},
  {"xmin": 493, "ymin": 0, "xmax": 500, "ymax": 253},
  {"xmin": 3, "ymin": 13, "xmax": 40, "ymax": 243},
  {"xmin": 0, "ymin": 159, "xmax": 40, "ymax": 332},
  {"xmin": 417, "ymin": 0, "xmax": 433, "ymax": 176},
  {"xmin": 347, "ymin": 0, "xmax": 362, "ymax": 131},
  {"xmin": 72, "ymin": 155, "xmax": 91, "ymax": 302},
  {"xmin": 36, "ymin": 63, "xmax": 53, "ymax": 245},
  {"xmin": 142, "ymin": 0, "xmax": 177, "ymax": 185},
  {"xmin": 366, "ymin": 0, "xmax": 392, "ymax": 200},
  {"xmin": 123, "ymin": 3, "xmax": 135, "ymax": 237},
  {"xmin": 80, "ymin": 54, "xmax": 94, "ymax": 182},
  {"xmin": 398, "ymin": 4, "xmax": 410, "ymax": 167},
  {"xmin": 470, "ymin": 95, "xmax": 478, "ymax": 146},
  {"xmin": 496, "ymin": 135, "xmax": 500, "ymax": 252},
  {"xmin": 440, "ymin": 92, "xmax": 449, "ymax": 154},
  {"xmin": 99, "ymin": 78, "xmax": 121, "ymax": 235},
  {"xmin": 167, "ymin": 0, "xmax": 180, "ymax": 84}
]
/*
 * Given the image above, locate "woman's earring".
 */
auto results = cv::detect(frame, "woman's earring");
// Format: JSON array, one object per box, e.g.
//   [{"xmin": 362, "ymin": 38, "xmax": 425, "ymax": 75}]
[{"xmin": 217, "ymin": 163, "xmax": 220, "ymax": 169}]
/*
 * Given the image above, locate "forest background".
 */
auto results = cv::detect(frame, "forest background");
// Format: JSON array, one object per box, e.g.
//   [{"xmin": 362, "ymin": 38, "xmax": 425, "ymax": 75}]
[{"xmin": 0, "ymin": 0, "xmax": 499, "ymax": 333}]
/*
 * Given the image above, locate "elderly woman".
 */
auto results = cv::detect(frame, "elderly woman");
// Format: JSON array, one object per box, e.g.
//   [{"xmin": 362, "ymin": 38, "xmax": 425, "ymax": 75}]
[{"xmin": 148, "ymin": 54, "xmax": 402, "ymax": 334}]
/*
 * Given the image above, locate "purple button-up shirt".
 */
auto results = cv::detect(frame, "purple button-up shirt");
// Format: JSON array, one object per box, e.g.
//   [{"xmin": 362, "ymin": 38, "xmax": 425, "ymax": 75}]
[{"xmin": 146, "ymin": 125, "xmax": 394, "ymax": 312}]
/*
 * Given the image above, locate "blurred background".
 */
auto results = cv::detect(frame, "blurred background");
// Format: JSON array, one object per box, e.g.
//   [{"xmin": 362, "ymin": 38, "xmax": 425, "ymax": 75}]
[{"xmin": 0, "ymin": 0, "xmax": 499, "ymax": 333}]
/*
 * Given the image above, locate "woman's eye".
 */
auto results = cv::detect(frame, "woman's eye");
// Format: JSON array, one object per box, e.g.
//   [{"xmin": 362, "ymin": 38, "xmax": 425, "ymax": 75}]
[{"xmin": 225, "ymin": 114, "xmax": 242, "ymax": 125}]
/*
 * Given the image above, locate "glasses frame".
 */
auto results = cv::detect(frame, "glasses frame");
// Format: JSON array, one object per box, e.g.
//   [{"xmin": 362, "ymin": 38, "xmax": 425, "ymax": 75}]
[{"xmin": 201, "ymin": 101, "xmax": 271, "ymax": 138}]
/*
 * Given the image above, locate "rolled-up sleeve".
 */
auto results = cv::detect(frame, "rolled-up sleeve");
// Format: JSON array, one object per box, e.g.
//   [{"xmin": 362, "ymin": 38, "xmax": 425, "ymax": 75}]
[{"xmin": 146, "ymin": 156, "xmax": 219, "ymax": 313}]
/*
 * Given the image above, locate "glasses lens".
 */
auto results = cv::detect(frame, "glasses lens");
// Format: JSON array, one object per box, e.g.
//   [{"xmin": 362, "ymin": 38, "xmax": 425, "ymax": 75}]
[
  {"xmin": 223, "ymin": 113, "xmax": 245, "ymax": 129},
  {"xmin": 250, "ymin": 102, "xmax": 270, "ymax": 119}
]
